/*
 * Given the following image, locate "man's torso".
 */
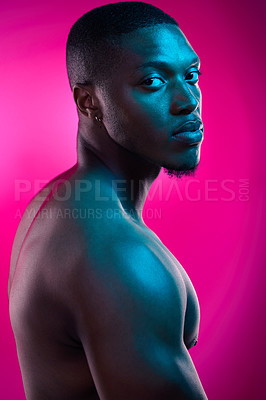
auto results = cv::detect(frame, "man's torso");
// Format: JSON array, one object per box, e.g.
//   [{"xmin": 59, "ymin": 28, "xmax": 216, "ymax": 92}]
[{"xmin": 9, "ymin": 167, "xmax": 200, "ymax": 400}]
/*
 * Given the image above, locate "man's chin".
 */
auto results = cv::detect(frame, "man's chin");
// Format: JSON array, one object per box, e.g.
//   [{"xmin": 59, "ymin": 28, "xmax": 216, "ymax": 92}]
[
  {"xmin": 162, "ymin": 147, "xmax": 201, "ymax": 179},
  {"xmin": 163, "ymin": 164, "xmax": 198, "ymax": 179}
]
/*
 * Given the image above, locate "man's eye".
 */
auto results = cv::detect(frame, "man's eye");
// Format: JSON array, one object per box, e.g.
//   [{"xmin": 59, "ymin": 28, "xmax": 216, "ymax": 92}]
[
  {"xmin": 141, "ymin": 77, "xmax": 165, "ymax": 87},
  {"xmin": 186, "ymin": 70, "xmax": 202, "ymax": 84}
]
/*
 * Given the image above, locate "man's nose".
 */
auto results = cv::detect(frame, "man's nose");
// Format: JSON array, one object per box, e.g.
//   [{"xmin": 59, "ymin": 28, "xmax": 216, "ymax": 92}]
[{"xmin": 170, "ymin": 84, "xmax": 199, "ymax": 115}]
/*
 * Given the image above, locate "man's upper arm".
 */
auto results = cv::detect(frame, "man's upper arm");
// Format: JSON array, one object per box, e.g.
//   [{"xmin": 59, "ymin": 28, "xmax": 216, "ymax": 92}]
[{"xmin": 71, "ymin": 238, "xmax": 207, "ymax": 400}]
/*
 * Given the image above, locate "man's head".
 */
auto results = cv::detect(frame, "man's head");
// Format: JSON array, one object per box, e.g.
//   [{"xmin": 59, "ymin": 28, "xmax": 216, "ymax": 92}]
[
  {"xmin": 66, "ymin": 2, "xmax": 178, "ymax": 90},
  {"xmin": 67, "ymin": 2, "xmax": 203, "ymax": 178}
]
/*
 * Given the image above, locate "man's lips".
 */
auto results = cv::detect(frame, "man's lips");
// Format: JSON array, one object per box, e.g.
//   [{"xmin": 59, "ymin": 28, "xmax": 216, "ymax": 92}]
[
  {"xmin": 173, "ymin": 120, "xmax": 204, "ymax": 135},
  {"xmin": 172, "ymin": 120, "xmax": 204, "ymax": 145}
]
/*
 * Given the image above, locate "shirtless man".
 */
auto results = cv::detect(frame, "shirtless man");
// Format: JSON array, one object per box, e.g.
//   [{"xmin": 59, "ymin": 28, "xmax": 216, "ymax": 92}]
[{"xmin": 8, "ymin": 2, "xmax": 207, "ymax": 399}]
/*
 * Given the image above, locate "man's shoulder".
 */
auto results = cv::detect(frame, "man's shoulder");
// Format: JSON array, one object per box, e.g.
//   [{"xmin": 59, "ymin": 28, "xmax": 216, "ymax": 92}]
[
  {"xmin": 18, "ymin": 204, "xmax": 158, "ymax": 294},
  {"xmin": 9, "ymin": 201, "xmax": 151, "ymax": 327},
  {"xmin": 9, "ymin": 166, "xmax": 160, "ymax": 305},
  {"xmin": 10, "ymin": 165, "xmax": 112, "ymax": 264},
  {"xmin": 11, "ymin": 186, "xmax": 139, "ymax": 282}
]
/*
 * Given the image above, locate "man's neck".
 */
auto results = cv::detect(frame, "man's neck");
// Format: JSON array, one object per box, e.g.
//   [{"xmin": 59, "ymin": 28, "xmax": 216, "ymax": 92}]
[{"xmin": 76, "ymin": 129, "xmax": 161, "ymax": 223}]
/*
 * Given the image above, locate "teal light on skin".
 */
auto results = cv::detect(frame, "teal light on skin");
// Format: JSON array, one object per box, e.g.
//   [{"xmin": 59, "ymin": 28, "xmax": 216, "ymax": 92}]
[
  {"xmin": 8, "ymin": 21, "xmax": 207, "ymax": 400},
  {"xmin": 76, "ymin": 23, "xmax": 203, "ymax": 223},
  {"xmin": 95, "ymin": 24, "xmax": 203, "ymax": 173},
  {"xmin": 72, "ymin": 26, "xmax": 203, "ymax": 367}
]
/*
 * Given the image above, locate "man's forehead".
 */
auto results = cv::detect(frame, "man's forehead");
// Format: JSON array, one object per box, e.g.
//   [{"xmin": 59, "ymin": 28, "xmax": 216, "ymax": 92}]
[{"xmin": 118, "ymin": 24, "xmax": 199, "ymax": 68}]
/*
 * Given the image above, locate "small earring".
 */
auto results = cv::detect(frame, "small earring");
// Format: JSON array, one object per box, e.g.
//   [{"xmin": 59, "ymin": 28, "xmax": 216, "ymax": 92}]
[{"xmin": 95, "ymin": 116, "xmax": 102, "ymax": 123}]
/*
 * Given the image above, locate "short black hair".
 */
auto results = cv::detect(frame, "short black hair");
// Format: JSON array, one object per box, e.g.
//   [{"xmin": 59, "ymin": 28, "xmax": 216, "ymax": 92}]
[{"xmin": 66, "ymin": 1, "xmax": 179, "ymax": 91}]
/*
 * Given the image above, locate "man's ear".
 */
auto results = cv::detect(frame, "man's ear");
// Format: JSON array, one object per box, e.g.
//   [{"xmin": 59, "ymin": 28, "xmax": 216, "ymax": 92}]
[{"xmin": 73, "ymin": 85, "xmax": 98, "ymax": 119}]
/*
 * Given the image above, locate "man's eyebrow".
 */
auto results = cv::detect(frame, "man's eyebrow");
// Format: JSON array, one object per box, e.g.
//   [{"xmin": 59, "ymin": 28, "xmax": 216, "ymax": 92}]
[
  {"xmin": 135, "ymin": 61, "xmax": 171, "ymax": 70},
  {"xmin": 135, "ymin": 57, "xmax": 201, "ymax": 71}
]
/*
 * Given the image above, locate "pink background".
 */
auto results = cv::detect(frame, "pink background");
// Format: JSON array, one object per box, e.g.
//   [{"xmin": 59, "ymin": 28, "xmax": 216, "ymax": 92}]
[{"xmin": 1, "ymin": 0, "xmax": 265, "ymax": 398}]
